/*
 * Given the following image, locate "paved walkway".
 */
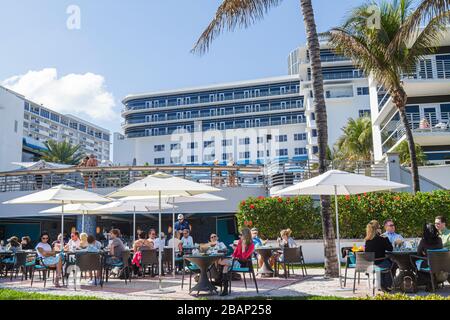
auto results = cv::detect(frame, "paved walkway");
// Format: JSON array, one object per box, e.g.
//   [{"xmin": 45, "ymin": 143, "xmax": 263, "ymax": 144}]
[{"xmin": 1, "ymin": 268, "xmax": 449, "ymax": 300}]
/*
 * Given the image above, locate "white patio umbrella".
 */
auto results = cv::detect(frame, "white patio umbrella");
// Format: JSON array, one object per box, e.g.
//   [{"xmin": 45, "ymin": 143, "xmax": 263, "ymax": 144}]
[
  {"xmin": 121, "ymin": 193, "xmax": 227, "ymax": 276},
  {"xmin": 108, "ymin": 172, "xmax": 221, "ymax": 293},
  {"xmin": 94, "ymin": 200, "xmax": 175, "ymax": 242},
  {"xmin": 274, "ymin": 170, "xmax": 409, "ymax": 289},
  {"xmin": 3, "ymin": 185, "xmax": 111, "ymax": 249},
  {"xmin": 40, "ymin": 203, "xmax": 102, "ymax": 233}
]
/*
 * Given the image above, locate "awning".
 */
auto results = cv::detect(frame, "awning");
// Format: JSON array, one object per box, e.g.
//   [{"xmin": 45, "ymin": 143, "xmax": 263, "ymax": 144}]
[{"xmin": 22, "ymin": 137, "xmax": 48, "ymax": 152}]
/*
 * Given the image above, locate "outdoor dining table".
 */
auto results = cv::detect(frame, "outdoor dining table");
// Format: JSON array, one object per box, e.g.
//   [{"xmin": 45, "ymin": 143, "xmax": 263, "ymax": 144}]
[
  {"xmin": 184, "ymin": 254, "xmax": 224, "ymax": 295},
  {"xmin": 255, "ymin": 247, "xmax": 279, "ymax": 278},
  {"xmin": 386, "ymin": 250, "xmax": 417, "ymax": 291}
]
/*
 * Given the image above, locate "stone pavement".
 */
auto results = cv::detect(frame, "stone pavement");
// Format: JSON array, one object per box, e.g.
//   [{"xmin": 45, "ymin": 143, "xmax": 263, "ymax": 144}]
[{"xmin": 0, "ymin": 268, "xmax": 448, "ymax": 300}]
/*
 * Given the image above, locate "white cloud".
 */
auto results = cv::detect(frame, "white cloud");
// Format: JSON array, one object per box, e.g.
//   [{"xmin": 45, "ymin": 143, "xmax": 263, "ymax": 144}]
[{"xmin": 2, "ymin": 68, "xmax": 117, "ymax": 120}]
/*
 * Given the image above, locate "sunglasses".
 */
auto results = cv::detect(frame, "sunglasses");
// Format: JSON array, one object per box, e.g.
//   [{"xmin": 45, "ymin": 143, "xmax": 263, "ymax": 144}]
[
  {"xmin": 210, "ymin": 236, "xmax": 217, "ymax": 239},
  {"xmin": 42, "ymin": 237, "xmax": 49, "ymax": 240}
]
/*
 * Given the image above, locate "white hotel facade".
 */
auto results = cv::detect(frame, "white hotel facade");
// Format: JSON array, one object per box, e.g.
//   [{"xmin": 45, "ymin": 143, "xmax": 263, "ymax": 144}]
[
  {"xmin": 114, "ymin": 43, "xmax": 372, "ymax": 166},
  {"xmin": 0, "ymin": 86, "xmax": 111, "ymax": 171}
]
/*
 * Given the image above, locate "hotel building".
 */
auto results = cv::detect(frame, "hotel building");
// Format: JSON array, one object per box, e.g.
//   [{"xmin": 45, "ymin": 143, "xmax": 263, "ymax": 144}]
[
  {"xmin": 0, "ymin": 86, "xmax": 111, "ymax": 171},
  {"xmin": 369, "ymin": 29, "xmax": 450, "ymax": 165},
  {"xmin": 114, "ymin": 42, "xmax": 372, "ymax": 166}
]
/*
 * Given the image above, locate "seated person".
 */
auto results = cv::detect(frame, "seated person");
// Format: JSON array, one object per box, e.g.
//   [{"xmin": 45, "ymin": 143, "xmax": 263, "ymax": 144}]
[
  {"xmin": 417, "ymin": 223, "xmax": 443, "ymax": 257},
  {"xmin": 65, "ymin": 232, "xmax": 81, "ymax": 251},
  {"xmin": 78, "ymin": 235, "xmax": 101, "ymax": 253},
  {"xmin": 435, "ymin": 216, "xmax": 450, "ymax": 250},
  {"xmin": 35, "ymin": 232, "xmax": 63, "ymax": 287},
  {"xmin": 154, "ymin": 232, "xmax": 166, "ymax": 250},
  {"xmin": 106, "ymin": 229, "xmax": 126, "ymax": 269},
  {"xmin": 168, "ymin": 230, "xmax": 182, "ymax": 254},
  {"xmin": 216, "ymin": 228, "xmax": 255, "ymax": 296},
  {"xmin": 52, "ymin": 234, "xmax": 64, "ymax": 252},
  {"xmin": 207, "ymin": 234, "xmax": 227, "ymax": 254},
  {"xmin": 382, "ymin": 219, "xmax": 404, "ymax": 247},
  {"xmin": 6, "ymin": 236, "xmax": 22, "ymax": 253},
  {"xmin": 364, "ymin": 220, "xmax": 393, "ymax": 292},
  {"xmin": 133, "ymin": 231, "xmax": 154, "ymax": 252},
  {"xmin": 21, "ymin": 236, "xmax": 33, "ymax": 250},
  {"xmin": 181, "ymin": 229, "xmax": 194, "ymax": 247},
  {"xmin": 147, "ymin": 229, "xmax": 157, "ymax": 248},
  {"xmin": 278, "ymin": 229, "xmax": 298, "ymax": 248},
  {"xmin": 79, "ymin": 233, "xmax": 89, "ymax": 249},
  {"xmin": 251, "ymin": 228, "xmax": 263, "ymax": 247}
]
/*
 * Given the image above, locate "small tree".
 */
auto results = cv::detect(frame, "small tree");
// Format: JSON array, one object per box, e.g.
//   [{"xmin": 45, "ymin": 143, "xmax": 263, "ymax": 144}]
[
  {"xmin": 42, "ymin": 140, "xmax": 83, "ymax": 165},
  {"xmin": 395, "ymin": 140, "xmax": 427, "ymax": 166}
]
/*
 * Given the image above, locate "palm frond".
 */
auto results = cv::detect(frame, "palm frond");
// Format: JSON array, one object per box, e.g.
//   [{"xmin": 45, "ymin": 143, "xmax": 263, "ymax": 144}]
[
  {"xmin": 388, "ymin": 0, "xmax": 450, "ymax": 53},
  {"xmin": 191, "ymin": 0, "xmax": 282, "ymax": 54}
]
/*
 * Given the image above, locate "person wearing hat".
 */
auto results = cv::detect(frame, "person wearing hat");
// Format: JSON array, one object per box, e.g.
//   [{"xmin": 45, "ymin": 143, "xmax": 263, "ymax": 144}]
[
  {"xmin": 6, "ymin": 236, "xmax": 22, "ymax": 253},
  {"xmin": 174, "ymin": 214, "xmax": 191, "ymax": 233}
]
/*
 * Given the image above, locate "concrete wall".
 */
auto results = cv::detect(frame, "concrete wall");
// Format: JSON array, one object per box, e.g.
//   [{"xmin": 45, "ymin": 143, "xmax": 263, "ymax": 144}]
[
  {"xmin": 418, "ymin": 165, "xmax": 450, "ymax": 189},
  {"xmin": 0, "ymin": 87, "xmax": 24, "ymax": 172}
]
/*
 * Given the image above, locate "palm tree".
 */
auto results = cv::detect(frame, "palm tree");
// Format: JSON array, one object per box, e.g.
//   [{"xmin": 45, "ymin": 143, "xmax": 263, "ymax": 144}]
[
  {"xmin": 395, "ymin": 140, "xmax": 427, "ymax": 166},
  {"xmin": 192, "ymin": 0, "xmax": 339, "ymax": 277},
  {"xmin": 335, "ymin": 117, "xmax": 373, "ymax": 162},
  {"xmin": 42, "ymin": 140, "xmax": 83, "ymax": 165},
  {"xmin": 326, "ymin": 0, "xmax": 450, "ymax": 193}
]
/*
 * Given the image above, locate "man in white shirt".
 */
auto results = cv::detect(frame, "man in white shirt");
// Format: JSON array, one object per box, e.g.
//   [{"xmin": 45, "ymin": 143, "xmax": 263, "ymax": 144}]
[
  {"xmin": 168, "ymin": 230, "xmax": 182, "ymax": 253},
  {"xmin": 181, "ymin": 229, "xmax": 194, "ymax": 247},
  {"xmin": 64, "ymin": 232, "xmax": 81, "ymax": 251}
]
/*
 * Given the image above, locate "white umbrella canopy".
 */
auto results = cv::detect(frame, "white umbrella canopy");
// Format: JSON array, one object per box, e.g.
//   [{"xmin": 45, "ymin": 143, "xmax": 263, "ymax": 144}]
[
  {"xmin": 273, "ymin": 170, "xmax": 409, "ymax": 196},
  {"xmin": 108, "ymin": 172, "xmax": 221, "ymax": 198},
  {"xmin": 108, "ymin": 172, "xmax": 221, "ymax": 293},
  {"xmin": 3, "ymin": 185, "xmax": 110, "ymax": 247},
  {"xmin": 40, "ymin": 203, "xmax": 103, "ymax": 233},
  {"xmin": 274, "ymin": 170, "xmax": 409, "ymax": 289}
]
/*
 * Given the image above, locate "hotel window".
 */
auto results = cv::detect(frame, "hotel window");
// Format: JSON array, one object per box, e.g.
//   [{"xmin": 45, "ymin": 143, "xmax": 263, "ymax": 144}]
[
  {"xmin": 276, "ymin": 149, "xmax": 288, "ymax": 157},
  {"xmin": 257, "ymin": 137, "xmax": 264, "ymax": 144},
  {"xmin": 14, "ymin": 120, "xmax": 18, "ymax": 133},
  {"xmin": 357, "ymin": 87, "xmax": 370, "ymax": 95},
  {"xmin": 188, "ymin": 155, "xmax": 198, "ymax": 163},
  {"xmin": 70, "ymin": 122, "xmax": 78, "ymax": 130},
  {"xmin": 257, "ymin": 150, "xmax": 265, "ymax": 158},
  {"xmin": 145, "ymin": 101, "xmax": 152, "ymax": 108},
  {"xmin": 239, "ymin": 152, "xmax": 251, "ymax": 159},
  {"xmin": 359, "ymin": 109, "xmax": 371, "ymax": 117},
  {"xmin": 313, "ymin": 146, "xmax": 319, "ymax": 154},
  {"xmin": 280, "ymin": 86, "xmax": 286, "ymax": 95},
  {"xmin": 276, "ymin": 135, "xmax": 288, "ymax": 142},
  {"xmin": 185, "ymin": 97, "xmax": 191, "ymax": 105},
  {"xmin": 154, "ymin": 158, "xmax": 165, "ymax": 165},
  {"xmin": 281, "ymin": 102, "xmax": 287, "ymax": 109},
  {"xmin": 61, "ymin": 118, "xmax": 69, "ymax": 126},
  {"xmin": 219, "ymin": 93, "xmax": 225, "ymax": 101},
  {"xmin": 312, "ymin": 129, "xmax": 318, "ymax": 137},
  {"xmin": 295, "ymin": 148, "xmax": 307, "ymax": 155},
  {"xmin": 209, "ymin": 94, "xmax": 216, "ymax": 102},
  {"xmin": 222, "ymin": 139, "xmax": 232, "ymax": 147},
  {"xmin": 222, "ymin": 153, "xmax": 232, "ymax": 161},
  {"xmin": 244, "ymin": 90, "xmax": 250, "ymax": 99},
  {"xmin": 24, "ymin": 102, "xmax": 30, "ymax": 111},
  {"xmin": 153, "ymin": 100, "xmax": 159, "ymax": 108},
  {"xmin": 170, "ymin": 157, "xmax": 181, "ymax": 164},
  {"xmin": 296, "ymin": 100, "xmax": 303, "ymax": 108},
  {"xmin": 254, "ymin": 89, "xmax": 260, "ymax": 97},
  {"xmin": 294, "ymin": 133, "xmax": 307, "ymax": 141},
  {"xmin": 204, "ymin": 154, "xmax": 216, "ymax": 162},
  {"xmin": 187, "ymin": 142, "xmax": 198, "ymax": 149},
  {"xmin": 40, "ymin": 109, "xmax": 50, "ymax": 119},
  {"xmin": 177, "ymin": 98, "xmax": 183, "ymax": 105},
  {"xmin": 154, "ymin": 145, "xmax": 165, "ymax": 152},
  {"xmin": 204, "ymin": 140, "xmax": 215, "ymax": 148},
  {"xmin": 239, "ymin": 137, "xmax": 251, "ymax": 145}
]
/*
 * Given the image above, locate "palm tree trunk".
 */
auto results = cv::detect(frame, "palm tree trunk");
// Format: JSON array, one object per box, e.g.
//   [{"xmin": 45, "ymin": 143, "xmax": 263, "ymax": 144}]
[
  {"xmin": 392, "ymin": 88, "xmax": 421, "ymax": 193},
  {"xmin": 300, "ymin": 0, "xmax": 339, "ymax": 278}
]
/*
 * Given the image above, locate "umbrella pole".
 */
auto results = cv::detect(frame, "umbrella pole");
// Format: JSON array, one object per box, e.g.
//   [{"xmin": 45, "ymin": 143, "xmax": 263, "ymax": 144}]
[
  {"xmin": 335, "ymin": 186, "xmax": 343, "ymax": 288},
  {"xmin": 172, "ymin": 201, "xmax": 175, "ymax": 278},
  {"xmin": 82, "ymin": 211, "xmax": 85, "ymax": 233},
  {"xmin": 61, "ymin": 201, "xmax": 64, "ymax": 253},
  {"xmin": 158, "ymin": 191, "xmax": 162, "ymax": 291},
  {"xmin": 133, "ymin": 206, "xmax": 136, "ymax": 242}
]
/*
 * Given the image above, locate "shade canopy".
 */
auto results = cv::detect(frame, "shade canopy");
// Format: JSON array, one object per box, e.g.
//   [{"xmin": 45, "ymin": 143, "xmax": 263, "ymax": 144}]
[
  {"xmin": 120, "ymin": 193, "xmax": 227, "ymax": 204},
  {"xmin": 12, "ymin": 160, "xmax": 73, "ymax": 171},
  {"xmin": 274, "ymin": 170, "xmax": 409, "ymax": 196},
  {"xmin": 3, "ymin": 185, "xmax": 111, "ymax": 205},
  {"xmin": 108, "ymin": 172, "xmax": 221, "ymax": 198},
  {"xmin": 40, "ymin": 203, "xmax": 103, "ymax": 215},
  {"xmin": 94, "ymin": 200, "xmax": 174, "ymax": 213}
]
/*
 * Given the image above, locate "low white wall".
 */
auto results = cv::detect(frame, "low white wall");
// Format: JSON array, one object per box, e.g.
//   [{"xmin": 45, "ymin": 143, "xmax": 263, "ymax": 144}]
[{"xmin": 419, "ymin": 165, "xmax": 450, "ymax": 189}]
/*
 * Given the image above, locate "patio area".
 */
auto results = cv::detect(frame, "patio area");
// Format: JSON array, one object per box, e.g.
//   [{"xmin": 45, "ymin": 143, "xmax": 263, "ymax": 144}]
[{"xmin": 1, "ymin": 267, "xmax": 449, "ymax": 300}]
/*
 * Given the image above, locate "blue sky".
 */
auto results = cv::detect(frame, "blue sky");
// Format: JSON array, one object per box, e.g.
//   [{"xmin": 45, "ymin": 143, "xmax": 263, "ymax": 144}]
[{"xmin": 0, "ymin": 0, "xmax": 362, "ymax": 134}]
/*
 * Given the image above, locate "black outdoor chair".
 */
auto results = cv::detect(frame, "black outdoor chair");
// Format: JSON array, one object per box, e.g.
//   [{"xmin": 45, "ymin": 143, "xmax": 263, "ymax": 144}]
[
  {"xmin": 30, "ymin": 255, "xmax": 64, "ymax": 288},
  {"xmin": 73, "ymin": 252, "xmax": 103, "ymax": 289},
  {"xmin": 181, "ymin": 257, "xmax": 202, "ymax": 292},
  {"xmin": 275, "ymin": 247, "xmax": 308, "ymax": 278},
  {"xmin": 104, "ymin": 250, "xmax": 131, "ymax": 284},
  {"xmin": 163, "ymin": 247, "xmax": 174, "ymax": 273},
  {"xmin": 3, "ymin": 252, "xmax": 30, "ymax": 281},
  {"xmin": 411, "ymin": 249, "xmax": 450, "ymax": 292},
  {"xmin": 228, "ymin": 257, "xmax": 259, "ymax": 294},
  {"xmin": 140, "ymin": 249, "xmax": 158, "ymax": 278},
  {"xmin": 353, "ymin": 252, "xmax": 393, "ymax": 295}
]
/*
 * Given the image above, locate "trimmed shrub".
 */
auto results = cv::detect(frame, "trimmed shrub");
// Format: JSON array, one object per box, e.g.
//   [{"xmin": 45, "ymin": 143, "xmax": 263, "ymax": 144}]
[{"xmin": 237, "ymin": 191, "xmax": 450, "ymax": 239}]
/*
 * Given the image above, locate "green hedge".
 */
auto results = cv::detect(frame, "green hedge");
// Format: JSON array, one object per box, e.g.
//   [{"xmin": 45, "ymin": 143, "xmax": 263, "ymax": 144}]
[{"xmin": 236, "ymin": 191, "xmax": 450, "ymax": 240}]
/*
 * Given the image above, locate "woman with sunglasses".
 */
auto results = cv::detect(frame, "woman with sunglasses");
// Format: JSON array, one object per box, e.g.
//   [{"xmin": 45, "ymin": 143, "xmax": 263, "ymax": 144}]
[{"xmin": 35, "ymin": 232, "xmax": 63, "ymax": 287}]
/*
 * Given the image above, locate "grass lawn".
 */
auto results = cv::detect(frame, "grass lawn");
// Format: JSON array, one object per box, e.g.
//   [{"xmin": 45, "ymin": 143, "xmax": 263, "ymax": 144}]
[{"xmin": 0, "ymin": 289, "xmax": 103, "ymax": 300}]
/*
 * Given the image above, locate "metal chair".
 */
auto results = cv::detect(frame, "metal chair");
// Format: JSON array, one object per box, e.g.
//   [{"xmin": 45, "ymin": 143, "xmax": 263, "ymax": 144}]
[
  {"xmin": 74, "ymin": 252, "xmax": 103, "ymax": 289},
  {"xmin": 181, "ymin": 257, "xmax": 201, "ymax": 291},
  {"xmin": 228, "ymin": 258, "xmax": 259, "ymax": 294},
  {"xmin": 353, "ymin": 252, "xmax": 393, "ymax": 295},
  {"xmin": 163, "ymin": 247, "xmax": 173, "ymax": 273},
  {"xmin": 140, "ymin": 249, "xmax": 158, "ymax": 278},
  {"xmin": 30, "ymin": 255, "xmax": 64, "ymax": 288},
  {"xmin": 104, "ymin": 250, "xmax": 131, "ymax": 284},
  {"xmin": 275, "ymin": 247, "xmax": 308, "ymax": 278},
  {"xmin": 411, "ymin": 249, "xmax": 450, "ymax": 292},
  {"xmin": 342, "ymin": 248, "xmax": 357, "ymax": 287}
]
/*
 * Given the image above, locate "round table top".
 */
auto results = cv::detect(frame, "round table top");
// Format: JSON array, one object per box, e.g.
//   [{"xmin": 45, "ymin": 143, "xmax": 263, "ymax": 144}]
[
  {"xmin": 256, "ymin": 247, "xmax": 280, "ymax": 251},
  {"xmin": 387, "ymin": 250, "xmax": 417, "ymax": 255}
]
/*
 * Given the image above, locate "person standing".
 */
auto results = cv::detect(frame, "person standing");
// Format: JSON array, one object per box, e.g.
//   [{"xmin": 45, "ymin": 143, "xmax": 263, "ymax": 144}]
[
  {"xmin": 435, "ymin": 216, "xmax": 450, "ymax": 250},
  {"xmin": 86, "ymin": 154, "xmax": 99, "ymax": 189},
  {"xmin": 78, "ymin": 156, "xmax": 90, "ymax": 190},
  {"xmin": 174, "ymin": 214, "xmax": 191, "ymax": 233}
]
